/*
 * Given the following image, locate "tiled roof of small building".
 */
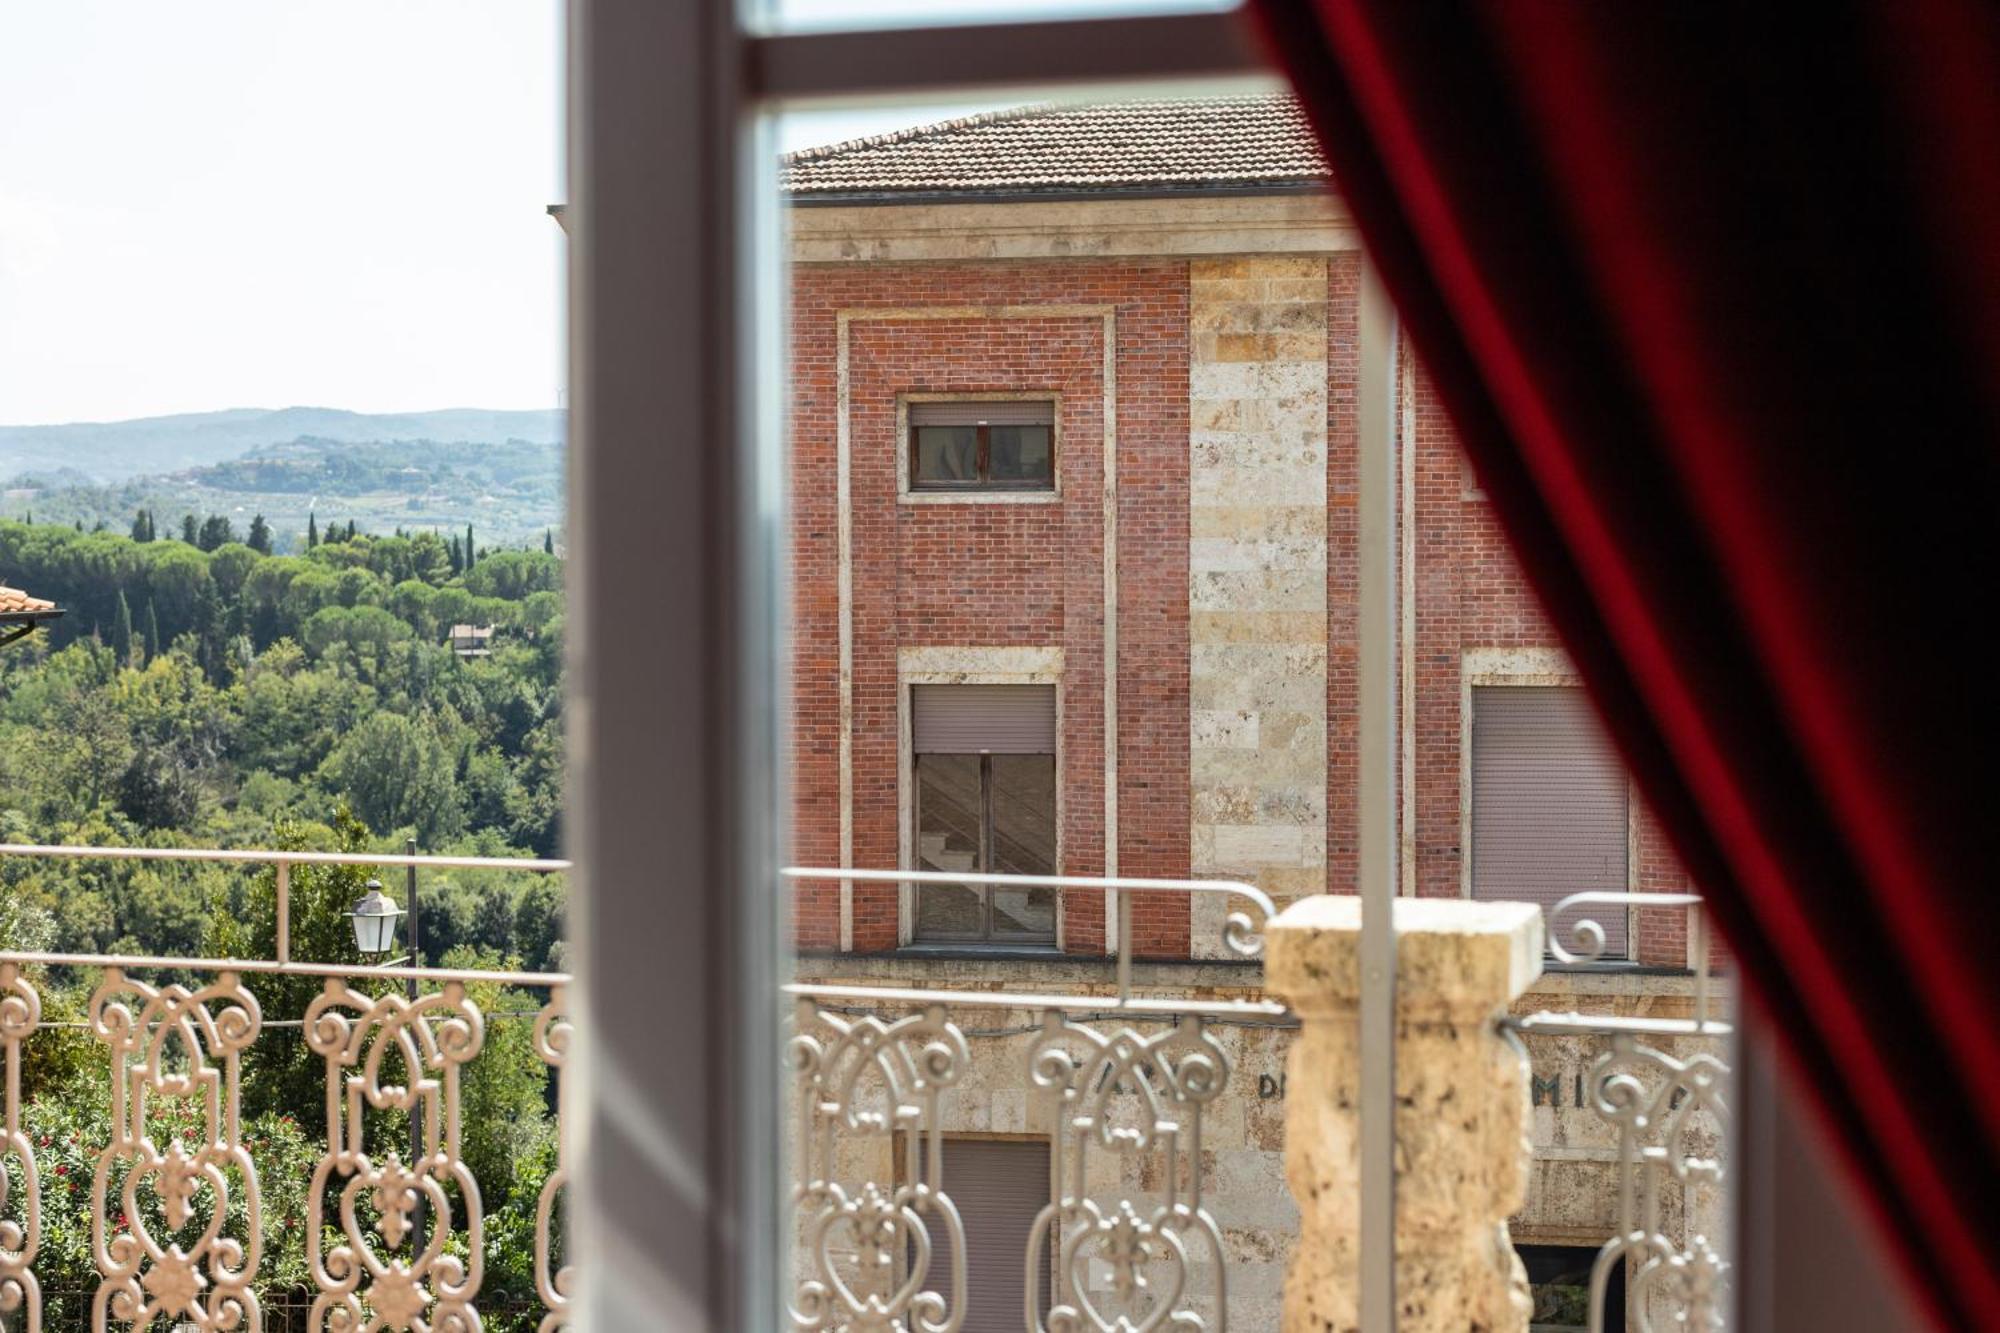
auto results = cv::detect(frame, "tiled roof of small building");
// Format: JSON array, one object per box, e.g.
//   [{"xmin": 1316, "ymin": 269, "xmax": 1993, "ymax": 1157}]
[
  {"xmin": 0, "ymin": 585, "xmax": 57, "ymax": 616},
  {"xmin": 782, "ymin": 94, "xmax": 1329, "ymax": 200}
]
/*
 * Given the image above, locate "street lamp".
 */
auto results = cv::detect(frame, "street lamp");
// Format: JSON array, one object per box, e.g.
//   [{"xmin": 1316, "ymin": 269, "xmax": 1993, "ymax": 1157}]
[
  {"xmin": 347, "ymin": 880, "xmax": 404, "ymax": 956},
  {"xmin": 347, "ymin": 848, "xmax": 428, "ymax": 1253}
]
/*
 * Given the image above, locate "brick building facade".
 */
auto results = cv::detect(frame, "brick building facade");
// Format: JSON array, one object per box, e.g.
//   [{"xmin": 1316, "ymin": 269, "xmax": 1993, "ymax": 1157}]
[
  {"xmin": 784, "ymin": 97, "xmax": 1714, "ymax": 1328},
  {"xmin": 787, "ymin": 98, "xmax": 1697, "ymax": 967}
]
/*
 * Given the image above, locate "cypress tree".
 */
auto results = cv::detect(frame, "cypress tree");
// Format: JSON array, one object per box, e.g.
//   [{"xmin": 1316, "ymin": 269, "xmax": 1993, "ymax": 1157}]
[
  {"xmin": 182, "ymin": 514, "xmax": 199, "ymax": 545},
  {"xmin": 197, "ymin": 514, "xmax": 234, "ymax": 551},
  {"xmin": 449, "ymin": 534, "xmax": 463, "ymax": 575},
  {"xmin": 465, "ymin": 524, "xmax": 475, "ymax": 568},
  {"xmin": 112, "ymin": 590, "xmax": 134, "ymax": 665},
  {"xmin": 247, "ymin": 513, "xmax": 273, "ymax": 555},
  {"xmin": 131, "ymin": 510, "xmax": 152, "ymax": 542},
  {"xmin": 308, "ymin": 512, "xmax": 318, "ymax": 548},
  {"xmin": 143, "ymin": 601, "xmax": 161, "ymax": 663},
  {"xmin": 543, "ymin": 528, "xmax": 554, "ymax": 555}
]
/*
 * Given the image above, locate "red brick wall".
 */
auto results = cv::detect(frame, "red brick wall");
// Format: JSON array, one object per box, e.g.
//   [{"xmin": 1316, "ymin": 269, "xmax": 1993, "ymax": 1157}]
[
  {"xmin": 789, "ymin": 261, "xmax": 1190, "ymax": 955},
  {"xmin": 1325, "ymin": 254, "xmax": 1362, "ymax": 895},
  {"xmin": 789, "ymin": 251, "xmax": 1694, "ymax": 969}
]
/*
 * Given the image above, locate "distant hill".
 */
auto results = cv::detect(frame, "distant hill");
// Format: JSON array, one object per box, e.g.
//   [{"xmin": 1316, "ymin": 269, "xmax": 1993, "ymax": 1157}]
[{"xmin": 0, "ymin": 407, "xmax": 564, "ymax": 483}]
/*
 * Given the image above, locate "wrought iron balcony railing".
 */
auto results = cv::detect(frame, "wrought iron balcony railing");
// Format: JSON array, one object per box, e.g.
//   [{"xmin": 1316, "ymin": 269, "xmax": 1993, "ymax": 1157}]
[
  {"xmin": 0, "ymin": 843, "xmax": 573, "ymax": 1333},
  {"xmin": 1510, "ymin": 891, "xmax": 1732, "ymax": 1333},
  {"xmin": 2, "ymin": 845, "xmax": 1730, "ymax": 1333},
  {"xmin": 781, "ymin": 868, "xmax": 1282, "ymax": 1333}
]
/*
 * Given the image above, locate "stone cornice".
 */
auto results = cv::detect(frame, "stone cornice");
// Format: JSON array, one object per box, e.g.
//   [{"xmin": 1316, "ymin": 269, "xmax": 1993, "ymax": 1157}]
[{"xmin": 788, "ymin": 192, "xmax": 1358, "ymax": 264}]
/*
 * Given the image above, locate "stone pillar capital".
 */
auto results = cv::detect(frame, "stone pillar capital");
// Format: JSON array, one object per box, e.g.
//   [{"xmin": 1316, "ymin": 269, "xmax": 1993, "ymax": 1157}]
[{"xmin": 1266, "ymin": 895, "xmax": 1545, "ymax": 1022}]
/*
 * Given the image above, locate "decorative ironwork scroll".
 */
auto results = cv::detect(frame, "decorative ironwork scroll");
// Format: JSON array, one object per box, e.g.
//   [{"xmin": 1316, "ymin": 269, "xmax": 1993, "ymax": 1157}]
[
  {"xmin": 1516, "ymin": 891, "xmax": 1732, "ymax": 1333},
  {"xmin": 1586, "ymin": 1035, "xmax": 1730, "ymax": 1333},
  {"xmin": 531, "ymin": 990, "xmax": 570, "ymax": 1332},
  {"xmin": 0, "ymin": 963, "xmax": 40, "ymax": 1333},
  {"xmin": 1027, "ymin": 1012, "xmax": 1230, "ymax": 1333},
  {"xmin": 86, "ymin": 967, "xmax": 263, "ymax": 1332},
  {"xmin": 788, "ymin": 999, "xmax": 971, "ymax": 1333},
  {"xmin": 303, "ymin": 979, "xmax": 486, "ymax": 1333}
]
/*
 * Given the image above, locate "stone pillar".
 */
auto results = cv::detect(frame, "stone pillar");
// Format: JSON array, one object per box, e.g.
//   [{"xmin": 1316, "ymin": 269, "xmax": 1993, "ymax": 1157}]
[{"xmin": 1265, "ymin": 896, "xmax": 1545, "ymax": 1333}]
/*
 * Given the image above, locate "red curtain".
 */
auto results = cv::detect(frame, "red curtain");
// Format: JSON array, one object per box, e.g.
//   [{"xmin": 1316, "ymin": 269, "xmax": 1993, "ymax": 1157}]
[{"xmin": 1247, "ymin": 2, "xmax": 2000, "ymax": 1326}]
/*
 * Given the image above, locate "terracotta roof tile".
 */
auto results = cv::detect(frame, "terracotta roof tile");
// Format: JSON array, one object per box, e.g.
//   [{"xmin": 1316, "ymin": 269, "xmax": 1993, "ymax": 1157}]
[
  {"xmin": 782, "ymin": 94, "xmax": 1328, "ymax": 199},
  {"xmin": 0, "ymin": 585, "xmax": 57, "ymax": 615}
]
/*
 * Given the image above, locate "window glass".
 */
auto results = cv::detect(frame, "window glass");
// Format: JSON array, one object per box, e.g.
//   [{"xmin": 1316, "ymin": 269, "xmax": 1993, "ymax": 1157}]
[
  {"xmin": 989, "ymin": 753, "xmax": 1056, "ymax": 935},
  {"xmin": 916, "ymin": 752, "xmax": 986, "ymax": 935},
  {"xmin": 988, "ymin": 424, "xmax": 1053, "ymax": 484},
  {"xmin": 914, "ymin": 425, "xmax": 979, "ymax": 484},
  {"xmin": 908, "ymin": 405, "xmax": 1055, "ymax": 492}
]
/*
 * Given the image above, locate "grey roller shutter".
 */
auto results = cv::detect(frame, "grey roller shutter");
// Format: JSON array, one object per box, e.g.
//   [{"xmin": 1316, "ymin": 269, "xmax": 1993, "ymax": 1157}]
[
  {"xmin": 913, "ymin": 685, "xmax": 1057, "ymax": 755},
  {"xmin": 1471, "ymin": 685, "xmax": 1630, "ymax": 957},
  {"xmin": 924, "ymin": 1139, "xmax": 1053, "ymax": 1332},
  {"xmin": 910, "ymin": 400, "xmax": 1055, "ymax": 427}
]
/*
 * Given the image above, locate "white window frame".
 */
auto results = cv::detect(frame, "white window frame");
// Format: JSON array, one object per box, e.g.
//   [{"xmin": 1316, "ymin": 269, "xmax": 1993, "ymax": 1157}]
[
  {"xmin": 569, "ymin": 9, "xmax": 1269, "ymax": 1328},
  {"xmin": 566, "ymin": 4, "xmax": 1785, "ymax": 1329}
]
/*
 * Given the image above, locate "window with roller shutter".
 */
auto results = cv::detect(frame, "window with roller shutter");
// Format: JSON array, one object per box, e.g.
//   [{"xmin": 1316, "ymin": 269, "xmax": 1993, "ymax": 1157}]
[
  {"xmin": 907, "ymin": 1137, "xmax": 1055, "ymax": 1332},
  {"xmin": 1470, "ymin": 685, "xmax": 1630, "ymax": 957},
  {"xmin": 908, "ymin": 399, "xmax": 1056, "ymax": 492},
  {"xmin": 912, "ymin": 685, "xmax": 1059, "ymax": 944}
]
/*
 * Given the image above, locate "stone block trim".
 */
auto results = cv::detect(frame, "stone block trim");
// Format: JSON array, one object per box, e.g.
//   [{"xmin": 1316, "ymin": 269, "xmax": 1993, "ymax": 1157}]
[{"xmin": 1189, "ymin": 256, "xmax": 1331, "ymax": 958}]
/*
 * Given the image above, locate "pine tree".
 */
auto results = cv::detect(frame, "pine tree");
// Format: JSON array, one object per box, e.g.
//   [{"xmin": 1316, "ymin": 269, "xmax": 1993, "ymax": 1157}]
[
  {"xmin": 182, "ymin": 514, "xmax": 199, "ymax": 545},
  {"xmin": 544, "ymin": 529, "xmax": 554, "ymax": 555},
  {"xmin": 143, "ymin": 601, "xmax": 161, "ymax": 663},
  {"xmin": 247, "ymin": 513, "xmax": 273, "ymax": 555},
  {"xmin": 112, "ymin": 590, "xmax": 134, "ymax": 665},
  {"xmin": 307, "ymin": 512, "xmax": 319, "ymax": 548}
]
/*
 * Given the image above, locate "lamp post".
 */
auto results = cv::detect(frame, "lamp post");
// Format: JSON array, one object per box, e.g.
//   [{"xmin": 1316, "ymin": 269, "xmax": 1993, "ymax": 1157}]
[{"xmin": 347, "ymin": 844, "xmax": 426, "ymax": 1254}]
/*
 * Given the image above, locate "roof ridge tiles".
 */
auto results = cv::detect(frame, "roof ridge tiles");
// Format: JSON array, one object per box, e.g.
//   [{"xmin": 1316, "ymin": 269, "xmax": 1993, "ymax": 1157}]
[{"xmin": 781, "ymin": 92, "xmax": 1330, "ymax": 199}]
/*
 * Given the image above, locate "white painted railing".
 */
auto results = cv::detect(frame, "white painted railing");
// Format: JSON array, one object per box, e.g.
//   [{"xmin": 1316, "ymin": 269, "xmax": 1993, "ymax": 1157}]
[
  {"xmin": 1, "ymin": 843, "xmax": 573, "ymax": 1333},
  {"xmin": 1511, "ymin": 892, "xmax": 1732, "ymax": 1333},
  {"xmin": 781, "ymin": 868, "xmax": 1281, "ymax": 1333},
  {"xmin": 2, "ymin": 846, "xmax": 1727, "ymax": 1332}
]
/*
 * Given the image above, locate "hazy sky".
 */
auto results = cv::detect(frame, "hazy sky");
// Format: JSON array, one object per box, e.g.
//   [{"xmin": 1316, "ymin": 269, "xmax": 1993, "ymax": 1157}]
[{"xmin": 0, "ymin": 1, "xmax": 1216, "ymax": 427}]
